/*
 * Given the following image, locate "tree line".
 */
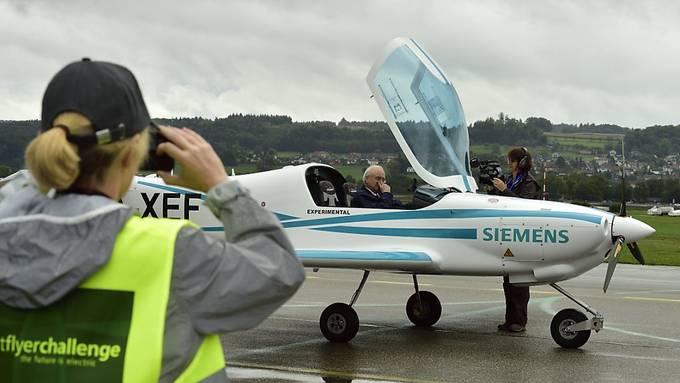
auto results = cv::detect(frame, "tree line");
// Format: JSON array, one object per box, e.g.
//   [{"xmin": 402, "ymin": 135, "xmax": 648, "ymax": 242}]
[{"xmin": 2, "ymin": 113, "xmax": 680, "ymax": 188}]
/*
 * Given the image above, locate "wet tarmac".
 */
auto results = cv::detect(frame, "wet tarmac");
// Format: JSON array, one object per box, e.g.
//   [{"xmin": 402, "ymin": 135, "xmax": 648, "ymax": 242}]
[{"xmin": 221, "ymin": 264, "xmax": 680, "ymax": 382}]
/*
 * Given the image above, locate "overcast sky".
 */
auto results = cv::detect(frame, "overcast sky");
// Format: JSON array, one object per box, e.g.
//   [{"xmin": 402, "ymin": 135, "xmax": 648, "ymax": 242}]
[{"xmin": 1, "ymin": 0, "xmax": 679, "ymax": 128}]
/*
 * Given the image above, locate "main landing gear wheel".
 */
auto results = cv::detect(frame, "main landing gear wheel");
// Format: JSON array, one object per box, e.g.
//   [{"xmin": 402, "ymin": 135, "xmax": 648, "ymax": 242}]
[
  {"xmin": 550, "ymin": 308, "xmax": 591, "ymax": 349},
  {"xmin": 406, "ymin": 291, "xmax": 442, "ymax": 327},
  {"xmin": 320, "ymin": 302, "xmax": 360, "ymax": 343}
]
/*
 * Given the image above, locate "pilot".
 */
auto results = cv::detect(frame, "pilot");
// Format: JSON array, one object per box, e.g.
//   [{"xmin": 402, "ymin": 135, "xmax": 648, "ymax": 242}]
[
  {"xmin": 491, "ymin": 147, "xmax": 541, "ymax": 333},
  {"xmin": 351, "ymin": 165, "xmax": 405, "ymax": 209},
  {"xmin": 0, "ymin": 59, "xmax": 305, "ymax": 382}
]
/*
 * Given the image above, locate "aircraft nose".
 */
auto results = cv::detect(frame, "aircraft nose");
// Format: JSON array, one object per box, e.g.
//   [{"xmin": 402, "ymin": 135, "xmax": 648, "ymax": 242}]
[{"xmin": 611, "ymin": 216, "xmax": 655, "ymax": 242}]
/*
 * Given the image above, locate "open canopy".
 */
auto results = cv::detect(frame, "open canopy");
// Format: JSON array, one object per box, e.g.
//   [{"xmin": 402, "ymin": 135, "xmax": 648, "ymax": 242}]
[{"xmin": 367, "ymin": 38, "xmax": 477, "ymax": 192}]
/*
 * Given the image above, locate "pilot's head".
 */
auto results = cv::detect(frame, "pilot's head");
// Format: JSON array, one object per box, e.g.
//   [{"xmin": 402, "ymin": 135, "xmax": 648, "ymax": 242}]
[
  {"xmin": 25, "ymin": 58, "xmax": 151, "ymax": 199},
  {"xmin": 363, "ymin": 165, "xmax": 386, "ymax": 193}
]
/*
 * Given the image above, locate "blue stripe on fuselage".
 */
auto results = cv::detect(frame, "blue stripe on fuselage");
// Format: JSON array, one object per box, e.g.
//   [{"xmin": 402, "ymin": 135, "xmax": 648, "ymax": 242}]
[
  {"xmin": 296, "ymin": 250, "xmax": 431, "ymax": 262},
  {"xmin": 314, "ymin": 226, "xmax": 477, "ymax": 239}
]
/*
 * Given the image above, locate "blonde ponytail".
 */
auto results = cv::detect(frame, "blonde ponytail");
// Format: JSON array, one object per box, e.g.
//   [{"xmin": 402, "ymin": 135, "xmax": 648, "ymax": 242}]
[
  {"xmin": 25, "ymin": 121, "xmax": 82, "ymax": 190},
  {"xmin": 25, "ymin": 112, "xmax": 150, "ymax": 193}
]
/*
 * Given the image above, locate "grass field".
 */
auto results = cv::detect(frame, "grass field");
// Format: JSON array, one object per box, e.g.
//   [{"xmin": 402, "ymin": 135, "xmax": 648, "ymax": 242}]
[
  {"xmin": 548, "ymin": 137, "xmax": 611, "ymax": 149},
  {"xmin": 228, "ymin": 164, "xmax": 258, "ymax": 175},
  {"xmin": 619, "ymin": 209, "xmax": 680, "ymax": 266},
  {"xmin": 334, "ymin": 165, "xmax": 366, "ymax": 182}
]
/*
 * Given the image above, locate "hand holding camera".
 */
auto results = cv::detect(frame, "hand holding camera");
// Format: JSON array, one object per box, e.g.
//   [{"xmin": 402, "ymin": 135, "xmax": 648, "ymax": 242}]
[{"xmin": 155, "ymin": 125, "xmax": 229, "ymax": 193}]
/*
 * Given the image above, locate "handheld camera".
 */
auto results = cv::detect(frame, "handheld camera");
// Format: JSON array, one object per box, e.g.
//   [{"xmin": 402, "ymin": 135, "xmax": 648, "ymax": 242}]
[
  {"xmin": 141, "ymin": 123, "xmax": 174, "ymax": 172},
  {"xmin": 470, "ymin": 158, "xmax": 504, "ymax": 186}
]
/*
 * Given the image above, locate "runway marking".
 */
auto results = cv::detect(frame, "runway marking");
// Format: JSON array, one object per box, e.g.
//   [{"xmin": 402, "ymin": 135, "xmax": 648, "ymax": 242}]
[
  {"xmin": 283, "ymin": 300, "xmax": 506, "ymax": 309},
  {"xmin": 227, "ymin": 362, "xmax": 446, "ymax": 383},
  {"xmin": 490, "ymin": 288, "xmax": 557, "ymax": 295},
  {"xmin": 590, "ymin": 352, "xmax": 680, "ymax": 362},
  {"xmin": 605, "ymin": 327, "xmax": 680, "ymax": 344},
  {"xmin": 614, "ymin": 289, "xmax": 680, "ymax": 295},
  {"xmin": 370, "ymin": 280, "xmax": 433, "ymax": 286},
  {"xmin": 304, "ymin": 275, "xmax": 432, "ymax": 287},
  {"xmin": 623, "ymin": 296, "xmax": 680, "ymax": 303},
  {"xmin": 270, "ymin": 316, "xmax": 383, "ymax": 328},
  {"xmin": 229, "ymin": 326, "xmax": 397, "ymax": 360},
  {"xmin": 578, "ymin": 275, "xmax": 680, "ymax": 284}
]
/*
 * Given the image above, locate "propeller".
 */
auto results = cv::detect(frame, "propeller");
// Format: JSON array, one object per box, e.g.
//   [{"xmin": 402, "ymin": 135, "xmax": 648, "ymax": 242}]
[
  {"xmin": 616, "ymin": 143, "xmax": 645, "ymax": 266},
  {"xmin": 627, "ymin": 242, "xmax": 645, "ymax": 265},
  {"xmin": 604, "ymin": 237, "xmax": 624, "ymax": 293},
  {"xmin": 605, "ymin": 138, "xmax": 647, "ymax": 293}
]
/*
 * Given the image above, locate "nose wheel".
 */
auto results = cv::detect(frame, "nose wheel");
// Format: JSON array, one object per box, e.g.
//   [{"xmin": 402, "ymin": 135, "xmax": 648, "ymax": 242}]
[
  {"xmin": 549, "ymin": 283, "xmax": 603, "ymax": 349},
  {"xmin": 550, "ymin": 308, "xmax": 591, "ymax": 349}
]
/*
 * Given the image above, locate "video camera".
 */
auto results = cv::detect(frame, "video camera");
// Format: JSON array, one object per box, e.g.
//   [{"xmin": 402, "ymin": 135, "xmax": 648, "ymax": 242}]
[{"xmin": 470, "ymin": 158, "xmax": 504, "ymax": 186}]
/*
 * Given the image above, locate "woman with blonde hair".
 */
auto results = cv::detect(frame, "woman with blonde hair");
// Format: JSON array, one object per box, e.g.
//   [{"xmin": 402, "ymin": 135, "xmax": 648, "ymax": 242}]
[{"xmin": 0, "ymin": 58, "xmax": 305, "ymax": 382}]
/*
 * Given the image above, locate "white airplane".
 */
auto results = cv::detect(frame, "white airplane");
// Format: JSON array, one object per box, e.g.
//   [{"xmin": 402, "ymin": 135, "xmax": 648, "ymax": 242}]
[{"xmin": 4, "ymin": 38, "xmax": 656, "ymax": 349}]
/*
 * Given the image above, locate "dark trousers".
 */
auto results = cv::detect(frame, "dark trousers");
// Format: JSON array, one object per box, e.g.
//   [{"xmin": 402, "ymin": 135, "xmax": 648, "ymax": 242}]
[{"xmin": 503, "ymin": 278, "xmax": 530, "ymax": 326}]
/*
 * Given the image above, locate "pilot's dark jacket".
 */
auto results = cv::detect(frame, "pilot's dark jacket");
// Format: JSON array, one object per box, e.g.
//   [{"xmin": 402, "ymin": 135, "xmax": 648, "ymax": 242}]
[{"xmin": 351, "ymin": 187, "xmax": 405, "ymax": 209}]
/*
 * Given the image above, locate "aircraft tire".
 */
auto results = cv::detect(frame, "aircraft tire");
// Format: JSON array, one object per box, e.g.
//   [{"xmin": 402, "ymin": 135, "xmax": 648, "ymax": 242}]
[
  {"xmin": 320, "ymin": 303, "xmax": 359, "ymax": 343},
  {"xmin": 406, "ymin": 291, "xmax": 442, "ymax": 327},
  {"xmin": 550, "ymin": 308, "xmax": 591, "ymax": 349}
]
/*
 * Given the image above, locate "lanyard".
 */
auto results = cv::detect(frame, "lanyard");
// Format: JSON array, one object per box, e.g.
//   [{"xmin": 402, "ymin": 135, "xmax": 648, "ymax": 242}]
[{"xmin": 506, "ymin": 174, "xmax": 523, "ymax": 191}]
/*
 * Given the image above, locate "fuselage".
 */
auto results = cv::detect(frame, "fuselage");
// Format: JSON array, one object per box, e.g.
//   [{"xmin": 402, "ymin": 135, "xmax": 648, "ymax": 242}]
[{"xmin": 121, "ymin": 163, "xmax": 651, "ymax": 286}]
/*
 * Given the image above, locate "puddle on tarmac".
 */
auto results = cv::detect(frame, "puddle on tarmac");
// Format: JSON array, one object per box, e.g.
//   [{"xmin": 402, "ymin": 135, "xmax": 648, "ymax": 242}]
[{"xmin": 227, "ymin": 367, "xmax": 399, "ymax": 383}]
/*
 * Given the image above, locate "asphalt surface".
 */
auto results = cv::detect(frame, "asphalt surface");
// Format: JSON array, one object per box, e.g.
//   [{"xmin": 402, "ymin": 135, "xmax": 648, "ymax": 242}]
[{"xmin": 221, "ymin": 264, "xmax": 680, "ymax": 383}]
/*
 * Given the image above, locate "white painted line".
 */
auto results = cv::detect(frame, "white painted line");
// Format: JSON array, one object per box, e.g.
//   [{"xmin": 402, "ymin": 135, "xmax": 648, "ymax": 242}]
[
  {"xmin": 283, "ymin": 300, "xmax": 507, "ymax": 309},
  {"xmin": 623, "ymin": 296, "xmax": 680, "ymax": 303},
  {"xmin": 613, "ymin": 289, "xmax": 680, "ymax": 295},
  {"xmin": 605, "ymin": 326, "xmax": 680, "ymax": 344},
  {"xmin": 590, "ymin": 352, "xmax": 680, "ymax": 362}
]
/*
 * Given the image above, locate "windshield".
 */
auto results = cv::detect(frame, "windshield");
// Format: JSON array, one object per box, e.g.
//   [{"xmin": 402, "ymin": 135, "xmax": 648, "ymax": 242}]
[{"xmin": 368, "ymin": 39, "xmax": 472, "ymax": 189}]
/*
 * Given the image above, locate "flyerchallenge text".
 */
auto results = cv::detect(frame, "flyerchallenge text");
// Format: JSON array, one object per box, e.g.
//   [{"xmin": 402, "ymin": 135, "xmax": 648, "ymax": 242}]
[{"xmin": 0, "ymin": 334, "xmax": 122, "ymax": 366}]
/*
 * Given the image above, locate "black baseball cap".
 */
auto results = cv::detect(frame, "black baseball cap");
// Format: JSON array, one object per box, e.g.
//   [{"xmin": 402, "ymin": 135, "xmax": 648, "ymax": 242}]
[{"xmin": 41, "ymin": 58, "xmax": 152, "ymax": 147}]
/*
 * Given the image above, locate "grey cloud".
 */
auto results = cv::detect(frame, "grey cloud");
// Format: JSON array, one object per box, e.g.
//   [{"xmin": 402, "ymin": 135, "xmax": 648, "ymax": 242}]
[{"xmin": 1, "ymin": 0, "xmax": 679, "ymax": 127}]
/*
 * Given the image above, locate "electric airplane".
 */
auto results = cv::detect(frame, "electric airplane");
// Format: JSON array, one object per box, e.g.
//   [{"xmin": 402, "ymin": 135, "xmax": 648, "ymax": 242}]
[{"xmin": 4, "ymin": 38, "xmax": 656, "ymax": 349}]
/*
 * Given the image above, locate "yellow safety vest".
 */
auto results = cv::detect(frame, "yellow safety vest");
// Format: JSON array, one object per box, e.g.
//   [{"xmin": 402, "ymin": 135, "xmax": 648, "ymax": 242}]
[{"xmin": 0, "ymin": 216, "xmax": 225, "ymax": 382}]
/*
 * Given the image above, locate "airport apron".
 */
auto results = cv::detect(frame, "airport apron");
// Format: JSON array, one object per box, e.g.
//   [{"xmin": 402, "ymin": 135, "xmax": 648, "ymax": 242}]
[{"xmin": 0, "ymin": 216, "xmax": 225, "ymax": 383}]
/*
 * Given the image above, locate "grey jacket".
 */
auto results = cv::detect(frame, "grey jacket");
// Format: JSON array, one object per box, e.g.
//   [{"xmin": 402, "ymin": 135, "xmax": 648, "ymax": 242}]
[{"xmin": 0, "ymin": 172, "xmax": 305, "ymax": 382}]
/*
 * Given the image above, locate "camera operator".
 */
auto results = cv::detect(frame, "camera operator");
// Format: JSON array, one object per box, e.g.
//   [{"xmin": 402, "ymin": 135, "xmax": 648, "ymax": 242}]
[
  {"xmin": 491, "ymin": 147, "xmax": 540, "ymax": 199},
  {"xmin": 491, "ymin": 147, "xmax": 540, "ymax": 333}
]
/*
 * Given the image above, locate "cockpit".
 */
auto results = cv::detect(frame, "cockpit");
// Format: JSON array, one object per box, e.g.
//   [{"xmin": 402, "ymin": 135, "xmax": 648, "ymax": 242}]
[{"xmin": 304, "ymin": 165, "xmax": 454, "ymax": 209}]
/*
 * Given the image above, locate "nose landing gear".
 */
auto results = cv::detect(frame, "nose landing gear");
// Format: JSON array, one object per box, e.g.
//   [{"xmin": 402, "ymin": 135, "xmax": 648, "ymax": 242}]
[{"xmin": 549, "ymin": 283, "xmax": 604, "ymax": 349}]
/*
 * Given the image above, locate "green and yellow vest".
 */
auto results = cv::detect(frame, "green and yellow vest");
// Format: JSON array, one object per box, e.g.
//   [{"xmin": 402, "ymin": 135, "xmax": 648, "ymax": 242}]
[{"xmin": 0, "ymin": 216, "xmax": 225, "ymax": 382}]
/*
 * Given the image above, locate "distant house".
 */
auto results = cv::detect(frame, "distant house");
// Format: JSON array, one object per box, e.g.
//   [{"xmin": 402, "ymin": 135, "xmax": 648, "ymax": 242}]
[{"xmin": 552, "ymin": 152, "xmax": 560, "ymax": 159}]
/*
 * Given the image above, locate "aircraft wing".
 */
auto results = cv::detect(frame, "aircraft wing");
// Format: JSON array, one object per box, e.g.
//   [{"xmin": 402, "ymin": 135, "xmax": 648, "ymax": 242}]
[{"xmin": 297, "ymin": 249, "xmax": 440, "ymax": 273}]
